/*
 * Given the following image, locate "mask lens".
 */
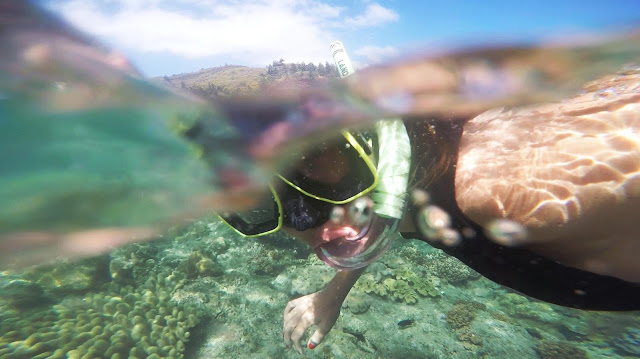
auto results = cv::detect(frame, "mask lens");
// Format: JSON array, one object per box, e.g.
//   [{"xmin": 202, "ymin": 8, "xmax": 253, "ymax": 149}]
[
  {"xmin": 218, "ymin": 184, "xmax": 282, "ymax": 236},
  {"xmin": 278, "ymin": 131, "xmax": 377, "ymax": 204}
]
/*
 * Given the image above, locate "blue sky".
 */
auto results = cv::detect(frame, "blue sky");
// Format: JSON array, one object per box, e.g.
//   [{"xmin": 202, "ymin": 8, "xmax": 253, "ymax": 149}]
[{"xmin": 41, "ymin": 0, "xmax": 639, "ymax": 77}]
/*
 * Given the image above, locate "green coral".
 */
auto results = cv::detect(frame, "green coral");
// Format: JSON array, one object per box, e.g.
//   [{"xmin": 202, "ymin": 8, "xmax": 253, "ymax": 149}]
[
  {"xmin": 384, "ymin": 279, "xmax": 418, "ymax": 304},
  {"xmin": 177, "ymin": 251, "xmax": 224, "ymax": 279},
  {"xmin": 413, "ymin": 277, "xmax": 440, "ymax": 297},
  {"xmin": 0, "ymin": 270, "xmax": 198, "ymax": 359},
  {"xmin": 344, "ymin": 293, "xmax": 372, "ymax": 314},
  {"xmin": 392, "ymin": 267, "xmax": 415, "ymax": 281},
  {"xmin": 353, "ymin": 261, "xmax": 440, "ymax": 305}
]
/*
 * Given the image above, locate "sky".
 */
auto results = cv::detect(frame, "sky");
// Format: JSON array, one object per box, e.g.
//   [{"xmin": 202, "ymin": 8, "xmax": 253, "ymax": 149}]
[{"xmin": 40, "ymin": 0, "xmax": 639, "ymax": 77}]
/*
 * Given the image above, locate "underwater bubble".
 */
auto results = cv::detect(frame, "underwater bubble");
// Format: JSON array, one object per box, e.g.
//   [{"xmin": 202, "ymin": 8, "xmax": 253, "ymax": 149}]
[
  {"xmin": 416, "ymin": 205, "xmax": 453, "ymax": 242},
  {"xmin": 440, "ymin": 228, "xmax": 462, "ymax": 247},
  {"xmin": 485, "ymin": 219, "xmax": 528, "ymax": 246},
  {"xmin": 417, "ymin": 205, "xmax": 451, "ymax": 238},
  {"xmin": 330, "ymin": 206, "xmax": 345, "ymax": 224},
  {"xmin": 411, "ymin": 189, "xmax": 430, "ymax": 206},
  {"xmin": 461, "ymin": 227, "xmax": 476, "ymax": 239},
  {"xmin": 574, "ymin": 289, "xmax": 587, "ymax": 296},
  {"xmin": 348, "ymin": 197, "xmax": 374, "ymax": 226}
]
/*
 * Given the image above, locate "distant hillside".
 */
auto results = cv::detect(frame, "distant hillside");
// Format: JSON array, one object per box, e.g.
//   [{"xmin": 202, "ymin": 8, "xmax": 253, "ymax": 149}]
[{"xmin": 156, "ymin": 60, "xmax": 339, "ymax": 99}]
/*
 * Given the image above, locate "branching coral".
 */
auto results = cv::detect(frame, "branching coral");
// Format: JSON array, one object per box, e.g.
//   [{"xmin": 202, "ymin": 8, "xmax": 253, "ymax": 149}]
[{"xmin": 0, "ymin": 270, "xmax": 199, "ymax": 359}]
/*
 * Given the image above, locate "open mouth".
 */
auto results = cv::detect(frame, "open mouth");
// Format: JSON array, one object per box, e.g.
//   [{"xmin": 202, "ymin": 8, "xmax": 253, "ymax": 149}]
[{"xmin": 316, "ymin": 218, "xmax": 373, "ymax": 249}]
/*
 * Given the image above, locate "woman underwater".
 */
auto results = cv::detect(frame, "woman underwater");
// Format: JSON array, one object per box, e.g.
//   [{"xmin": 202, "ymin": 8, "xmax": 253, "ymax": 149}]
[{"xmin": 219, "ymin": 64, "xmax": 640, "ymax": 354}]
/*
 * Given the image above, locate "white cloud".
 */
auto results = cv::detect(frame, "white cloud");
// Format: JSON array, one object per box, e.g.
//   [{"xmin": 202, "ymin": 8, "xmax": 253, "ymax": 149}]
[
  {"xmin": 48, "ymin": 0, "xmax": 398, "ymax": 67},
  {"xmin": 344, "ymin": 4, "xmax": 399, "ymax": 28},
  {"xmin": 354, "ymin": 45, "xmax": 398, "ymax": 64}
]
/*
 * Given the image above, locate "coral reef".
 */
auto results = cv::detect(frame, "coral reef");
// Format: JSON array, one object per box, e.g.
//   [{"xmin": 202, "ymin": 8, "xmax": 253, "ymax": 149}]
[
  {"xmin": 344, "ymin": 293, "xmax": 372, "ymax": 314},
  {"xmin": 352, "ymin": 260, "xmax": 440, "ymax": 305},
  {"xmin": 19, "ymin": 258, "xmax": 110, "ymax": 297},
  {"xmin": 2, "ymin": 218, "xmax": 638, "ymax": 359},
  {"xmin": 444, "ymin": 301, "xmax": 487, "ymax": 350},
  {"xmin": 0, "ymin": 269, "xmax": 199, "ymax": 359},
  {"xmin": 497, "ymin": 293, "xmax": 561, "ymax": 323},
  {"xmin": 422, "ymin": 251, "xmax": 480, "ymax": 284},
  {"xmin": 533, "ymin": 341, "xmax": 588, "ymax": 359},
  {"xmin": 271, "ymin": 254, "xmax": 336, "ymax": 296},
  {"xmin": 456, "ymin": 326, "xmax": 483, "ymax": 347},
  {"xmin": 445, "ymin": 301, "xmax": 486, "ymax": 329},
  {"xmin": 177, "ymin": 251, "xmax": 224, "ymax": 279},
  {"xmin": 0, "ymin": 278, "xmax": 48, "ymax": 308}
]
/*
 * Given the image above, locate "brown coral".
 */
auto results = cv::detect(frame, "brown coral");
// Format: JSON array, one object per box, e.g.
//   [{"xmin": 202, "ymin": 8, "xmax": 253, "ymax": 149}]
[
  {"xmin": 445, "ymin": 301, "xmax": 486, "ymax": 329},
  {"xmin": 422, "ymin": 251, "xmax": 480, "ymax": 284}
]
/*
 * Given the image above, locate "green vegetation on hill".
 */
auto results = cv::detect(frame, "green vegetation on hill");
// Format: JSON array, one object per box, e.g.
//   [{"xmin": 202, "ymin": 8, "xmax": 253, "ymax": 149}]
[{"xmin": 157, "ymin": 59, "xmax": 339, "ymax": 99}]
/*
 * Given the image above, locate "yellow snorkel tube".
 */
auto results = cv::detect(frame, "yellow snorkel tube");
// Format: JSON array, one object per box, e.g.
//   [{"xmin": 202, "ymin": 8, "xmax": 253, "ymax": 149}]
[{"xmin": 316, "ymin": 41, "xmax": 410, "ymax": 269}]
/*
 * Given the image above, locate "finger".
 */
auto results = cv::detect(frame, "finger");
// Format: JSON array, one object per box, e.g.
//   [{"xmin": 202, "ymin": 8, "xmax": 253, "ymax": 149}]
[
  {"xmin": 283, "ymin": 305, "xmax": 304, "ymax": 334},
  {"xmin": 291, "ymin": 313, "xmax": 314, "ymax": 354},
  {"xmin": 283, "ymin": 305, "xmax": 306, "ymax": 348},
  {"xmin": 283, "ymin": 300, "xmax": 301, "ymax": 346},
  {"xmin": 283, "ymin": 311, "xmax": 296, "ymax": 347},
  {"xmin": 283, "ymin": 316, "xmax": 294, "ymax": 348},
  {"xmin": 283, "ymin": 299, "xmax": 298, "ymax": 316},
  {"xmin": 307, "ymin": 327, "xmax": 329, "ymax": 350}
]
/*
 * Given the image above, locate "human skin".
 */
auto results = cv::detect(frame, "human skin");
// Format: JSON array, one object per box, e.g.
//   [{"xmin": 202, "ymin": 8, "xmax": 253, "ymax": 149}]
[
  {"xmin": 282, "ymin": 70, "xmax": 640, "ymax": 352},
  {"xmin": 455, "ymin": 74, "xmax": 640, "ymax": 282}
]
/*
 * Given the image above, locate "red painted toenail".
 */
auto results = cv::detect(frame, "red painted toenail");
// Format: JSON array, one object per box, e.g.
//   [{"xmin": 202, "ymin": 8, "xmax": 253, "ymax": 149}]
[{"xmin": 308, "ymin": 342, "xmax": 316, "ymax": 349}]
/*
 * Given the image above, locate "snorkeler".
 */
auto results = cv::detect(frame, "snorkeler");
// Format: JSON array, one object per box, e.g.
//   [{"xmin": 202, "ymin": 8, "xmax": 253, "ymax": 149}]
[
  {"xmin": 2, "ymin": 3, "xmax": 639, "ymax": 355},
  {"xmin": 218, "ymin": 49, "xmax": 640, "ymax": 354}
]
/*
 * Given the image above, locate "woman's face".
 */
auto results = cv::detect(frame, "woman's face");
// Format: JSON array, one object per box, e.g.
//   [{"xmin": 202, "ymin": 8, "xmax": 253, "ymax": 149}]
[
  {"xmin": 297, "ymin": 147, "xmax": 348, "ymax": 185},
  {"xmin": 281, "ymin": 147, "xmax": 357, "ymax": 247},
  {"xmin": 282, "ymin": 201, "xmax": 361, "ymax": 249}
]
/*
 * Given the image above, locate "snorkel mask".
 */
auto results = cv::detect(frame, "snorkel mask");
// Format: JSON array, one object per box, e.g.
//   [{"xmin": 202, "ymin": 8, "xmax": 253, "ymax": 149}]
[
  {"xmin": 218, "ymin": 129, "xmax": 379, "ymax": 237},
  {"xmin": 219, "ymin": 41, "xmax": 410, "ymax": 269}
]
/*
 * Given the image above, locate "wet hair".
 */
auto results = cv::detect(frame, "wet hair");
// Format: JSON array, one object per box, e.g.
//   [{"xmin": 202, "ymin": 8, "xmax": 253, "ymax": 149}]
[
  {"xmin": 279, "ymin": 184, "xmax": 332, "ymax": 231},
  {"xmin": 404, "ymin": 116, "xmax": 466, "ymax": 192}
]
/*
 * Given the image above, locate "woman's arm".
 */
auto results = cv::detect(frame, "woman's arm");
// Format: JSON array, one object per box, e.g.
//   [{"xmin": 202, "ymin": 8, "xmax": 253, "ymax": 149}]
[
  {"xmin": 454, "ymin": 71, "xmax": 640, "ymax": 282},
  {"xmin": 283, "ymin": 266, "xmax": 366, "ymax": 354}
]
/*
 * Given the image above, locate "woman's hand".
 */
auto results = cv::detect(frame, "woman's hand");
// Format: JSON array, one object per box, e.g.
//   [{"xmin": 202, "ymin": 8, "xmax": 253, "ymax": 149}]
[
  {"xmin": 282, "ymin": 267, "xmax": 366, "ymax": 354},
  {"xmin": 283, "ymin": 289, "xmax": 341, "ymax": 354}
]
